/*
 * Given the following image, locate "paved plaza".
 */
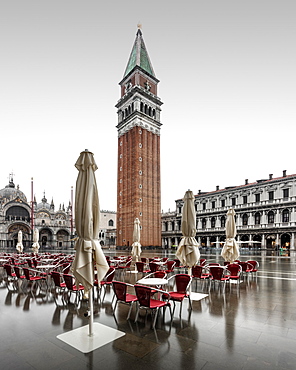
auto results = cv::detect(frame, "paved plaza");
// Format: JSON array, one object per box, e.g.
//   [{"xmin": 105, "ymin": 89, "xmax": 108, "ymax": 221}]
[{"xmin": 0, "ymin": 250, "xmax": 296, "ymax": 370}]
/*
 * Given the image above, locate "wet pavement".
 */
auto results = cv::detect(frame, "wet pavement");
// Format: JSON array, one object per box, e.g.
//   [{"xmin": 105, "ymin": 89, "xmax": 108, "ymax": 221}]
[{"xmin": 1, "ymin": 250, "xmax": 296, "ymax": 370}]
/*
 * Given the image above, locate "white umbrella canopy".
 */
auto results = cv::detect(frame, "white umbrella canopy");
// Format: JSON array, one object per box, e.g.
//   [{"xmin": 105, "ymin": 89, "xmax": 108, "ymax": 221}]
[
  {"xmin": 221, "ymin": 208, "xmax": 240, "ymax": 263},
  {"xmin": 131, "ymin": 218, "xmax": 142, "ymax": 262},
  {"xmin": 32, "ymin": 229, "xmax": 40, "ymax": 254},
  {"xmin": 176, "ymin": 190, "xmax": 200, "ymax": 268},
  {"xmin": 16, "ymin": 230, "xmax": 23, "ymax": 253},
  {"xmin": 71, "ymin": 150, "xmax": 109, "ymax": 300}
]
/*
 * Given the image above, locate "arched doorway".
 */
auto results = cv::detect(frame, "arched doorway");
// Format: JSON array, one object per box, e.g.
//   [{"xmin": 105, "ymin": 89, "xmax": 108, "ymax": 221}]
[
  {"xmin": 210, "ymin": 236, "xmax": 216, "ymax": 247},
  {"xmin": 281, "ymin": 233, "xmax": 290, "ymax": 249},
  {"xmin": 200, "ymin": 237, "xmax": 207, "ymax": 247},
  {"xmin": 266, "ymin": 234, "xmax": 276, "ymax": 249},
  {"xmin": 56, "ymin": 229, "xmax": 70, "ymax": 249},
  {"xmin": 39, "ymin": 228, "xmax": 53, "ymax": 248},
  {"xmin": 8, "ymin": 224, "xmax": 31, "ymax": 249},
  {"xmin": 252, "ymin": 234, "xmax": 262, "ymax": 249}
]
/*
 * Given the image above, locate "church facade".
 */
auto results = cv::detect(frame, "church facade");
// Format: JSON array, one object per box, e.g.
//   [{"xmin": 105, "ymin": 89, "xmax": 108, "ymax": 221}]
[
  {"xmin": 116, "ymin": 28, "xmax": 162, "ymax": 247},
  {"xmin": 0, "ymin": 175, "xmax": 73, "ymax": 250}
]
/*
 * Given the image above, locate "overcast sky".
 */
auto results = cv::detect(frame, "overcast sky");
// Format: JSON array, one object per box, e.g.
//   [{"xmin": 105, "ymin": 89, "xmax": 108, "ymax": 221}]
[{"xmin": 1, "ymin": 1, "xmax": 295, "ymax": 212}]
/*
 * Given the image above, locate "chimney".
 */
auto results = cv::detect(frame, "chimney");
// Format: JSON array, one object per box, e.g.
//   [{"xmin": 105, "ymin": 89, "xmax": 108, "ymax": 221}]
[
  {"xmin": 216, "ymin": 185, "xmax": 219, "ymax": 191},
  {"xmin": 245, "ymin": 179, "xmax": 248, "ymax": 185},
  {"xmin": 283, "ymin": 170, "xmax": 287, "ymax": 177},
  {"xmin": 269, "ymin": 174, "xmax": 273, "ymax": 180}
]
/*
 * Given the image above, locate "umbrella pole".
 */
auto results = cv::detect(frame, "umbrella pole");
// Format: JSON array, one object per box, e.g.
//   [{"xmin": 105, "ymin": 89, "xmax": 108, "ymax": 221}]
[
  {"xmin": 88, "ymin": 288, "xmax": 94, "ymax": 336},
  {"xmin": 88, "ymin": 257, "xmax": 94, "ymax": 337},
  {"xmin": 188, "ymin": 267, "xmax": 192, "ymax": 294}
]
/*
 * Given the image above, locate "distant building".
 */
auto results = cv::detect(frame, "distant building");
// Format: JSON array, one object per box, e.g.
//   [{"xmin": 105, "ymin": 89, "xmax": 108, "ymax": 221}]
[
  {"xmin": 162, "ymin": 171, "xmax": 296, "ymax": 250},
  {"xmin": 99, "ymin": 210, "xmax": 116, "ymax": 248},
  {"xmin": 116, "ymin": 27, "xmax": 162, "ymax": 248},
  {"xmin": 0, "ymin": 175, "xmax": 73, "ymax": 249}
]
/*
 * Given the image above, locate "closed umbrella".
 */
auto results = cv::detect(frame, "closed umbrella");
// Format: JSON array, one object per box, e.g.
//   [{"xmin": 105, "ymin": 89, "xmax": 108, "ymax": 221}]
[
  {"xmin": 32, "ymin": 229, "xmax": 40, "ymax": 254},
  {"xmin": 221, "ymin": 208, "xmax": 239, "ymax": 263},
  {"xmin": 131, "ymin": 218, "xmax": 142, "ymax": 264},
  {"xmin": 16, "ymin": 230, "xmax": 23, "ymax": 253},
  {"xmin": 71, "ymin": 149, "xmax": 109, "ymax": 336},
  {"xmin": 176, "ymin": 190, "xmax": 200, "ymax": 270}
]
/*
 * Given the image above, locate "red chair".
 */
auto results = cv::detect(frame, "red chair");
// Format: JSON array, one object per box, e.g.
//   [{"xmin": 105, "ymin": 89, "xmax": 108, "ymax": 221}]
[
  {"xmin": 191, "ymin": 265, "xmax": 210, "ymax": 290},
  {"xmin": 238, "ymin": 262, "xmax": 253, "ymax": 279},
  {"xmin": 94, "ymin": 267, "xmax": 115, "ymax": 301},
  {"xmin": 3, "ymin": 264, "xmax": 16, "ymax": 280},
  {"xmin": 63, "ymin": 274, "xmax": 84, "ymax": 302},
  {"xmin": 145, "ymin": 271, "xmax": 167, "ymax": 279},
  {"xmin": 247, "ymin": 260, "xmax": 259, "ymax": 276},
  {"xmin": 134, "ymin": 284, "xmax": 172, "ymax": 329},
  {"xmin": 173, "ymin": 259, "xmax": 184, "ymax": 272},
  {"xmin": 208, "ymin": 266, "xmax": 229, "ymax": 291},
  {"xmin": 51, "ymin": 271, "xmax": 66, "ymax": 291},
  {"xmin": 165, "ymin": 261, "xmax": 176, "ymax": 275},
  {"xmin": 225, "ymin": 264, "xmax": 242, "ymax": 289},
  {"xmin": 13, "ymin": 266, "xmax": 26, "ymax": 281},
  {"xmin": 23, "ymin": 267, "xmax": 46, "ymax": 290},
  {"xmin": 199, "ymin": 258, "xmax": 207, "ymax": 266},
  {"xmin": 149, "ymin": 262, "xmax": 160, "ymax": 273},
  {"xmin": 112, "ymin": 281, "xmax": 138, "ymax": 320},
  {"xmin": 135, "ymin": 262, "xmax": 150, "ymax": 275},
  {"xmin": 166, "ymin": 274, "xmax": 192, "ymax": 315}
]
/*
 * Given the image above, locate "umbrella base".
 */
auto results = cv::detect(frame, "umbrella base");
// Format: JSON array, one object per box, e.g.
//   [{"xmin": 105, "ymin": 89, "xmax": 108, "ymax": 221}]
[{"xmin": 57, "ymin": 322, "xmax": 125, "ymax": 353}]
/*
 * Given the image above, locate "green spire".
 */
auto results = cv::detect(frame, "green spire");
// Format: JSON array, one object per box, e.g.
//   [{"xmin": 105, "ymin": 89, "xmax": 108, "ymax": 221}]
[{"xmin": 123, "ymin": 28, "xmax": 155, "ymax": 78}]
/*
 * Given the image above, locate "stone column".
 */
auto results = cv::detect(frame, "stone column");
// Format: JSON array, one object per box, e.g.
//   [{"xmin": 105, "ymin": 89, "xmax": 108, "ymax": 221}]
[
  {"xmin": 276, "ymin": 234, "xmax": 280, "ymax": 249},
  {"xmin": 291, "ymin": 233, "xmax": 295, "ymax": 250},
  {"xmin": 261, "ymin": 234, "xmax": 265, "ymax": 249}
]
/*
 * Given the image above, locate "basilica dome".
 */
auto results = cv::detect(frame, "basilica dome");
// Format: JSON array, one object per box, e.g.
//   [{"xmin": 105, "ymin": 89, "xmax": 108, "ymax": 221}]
[
  {"xmin": 36, "ymin": 194, "xmax": 51, "ymax": 210},
  {"xmin": 0, "ymin": 178, "xmax": 27, "ymax": 204}
]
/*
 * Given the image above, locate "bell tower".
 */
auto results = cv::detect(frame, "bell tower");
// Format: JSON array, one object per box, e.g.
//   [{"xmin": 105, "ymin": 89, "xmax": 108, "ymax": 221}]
[{"xmin": 116, "ymin": 27, "xmax": 163, "ymax": 247}]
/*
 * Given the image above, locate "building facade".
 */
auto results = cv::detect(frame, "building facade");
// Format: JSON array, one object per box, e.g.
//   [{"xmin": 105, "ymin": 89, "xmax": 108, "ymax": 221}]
[
  {"xmin": 116, "ymin": 28, "xmax": 163, "ymax": 247},
  {"xmin": 0, "ymin": 175, "xmax": 73, "ymax": 250},
  {"xmin": 162, "ymin": 171, "xmax": 296, "ymax": 250},
  {"xmin": 99, "ymin": 210, "xmax": 116, "ymax": 248}
]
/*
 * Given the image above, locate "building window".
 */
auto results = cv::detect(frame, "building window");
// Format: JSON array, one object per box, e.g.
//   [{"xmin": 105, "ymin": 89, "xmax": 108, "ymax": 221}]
[
  {"xmin": 108, "ymin": 220, "xmax": 114, "ymax": 227},
  {"xmin": 221, "ymin": 216, "xmax": 226, "ymax": 228},
  {"xmin": 139, "ymin": 184, "xmax": 142, "ymax": 189},
  {"xmin": 139, "ymin": 143, "xmax": 142, "ymax": 148},
  {"xmin": 254, "ymin": 212, "xmax": 261, "ymax": 225},
  {"xmin": 139, "ymin": 198, "xmax": 142, "ymax": 202},
  {"xmin": 212, "ymin": 201, "xmax": 215, "ymax": 209},
  {"xmin": 231, "ymin": 198, "xmax": 236, "ymax": 206},
  {"xmin": 120, "ymin": 167, "xmax": 122, "ymax": 171},
  {"xmin": 268, "ymin": 211, "xmax": 274, "ymax": 224},
  {"xmin": 221, "ymin": 199, "xmax": 225, "ymax": 207},
  {"xmin": 211, "ymin": 217, "xmax": 216, "ymax": 228},
  {"xmin": 255, "ymin": 193, "xmax": 260, "ymax": 203},
  {"xmin": 242, "ymin": 213, "xmax": 248, "ymax": 226},
  {"xmin": 139, "ymin": 170, "xmax": 142, "ymax": 175},
  {"xmin": 139, "ymin": 129, "xmax": 142, "ymax": 134},
  {"xmin": 269, "ymin": 191, "xmax": 274, "ymax": 200},
  {"xmin": 202, "ymin": 218, "xmax": 207, "ymax": 229},
  {"xmin": 120, "ymin": 154, "xmax": 122, "ymax": 158},
  {"xmin": 139, "ymin": 157, "xmax": 142, "ymax": 161},
  {"xmin": 139, "ymin": 212, "xmax": 142, "ymax": 216},
  {"xmin": 282, "ymin": 209, "xmax": 289, "ymax": 223},
  {"xmin": 120, "ymin": 141, "xmax": 122, "ymax": 146},
  {"xmin": 243, "ymin": 196, "xmax": 247, "ymax": 204},
  {"xmin": 202, "ymin": 203, "xmax": 206, "ymax": 211},
  {"xmin": 283, "ymin": 189, "xmax": 289, "ymax": 199},
  {"xmin": 119, "ymin": 179, "xmax": 122, "ymax": 183}
]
